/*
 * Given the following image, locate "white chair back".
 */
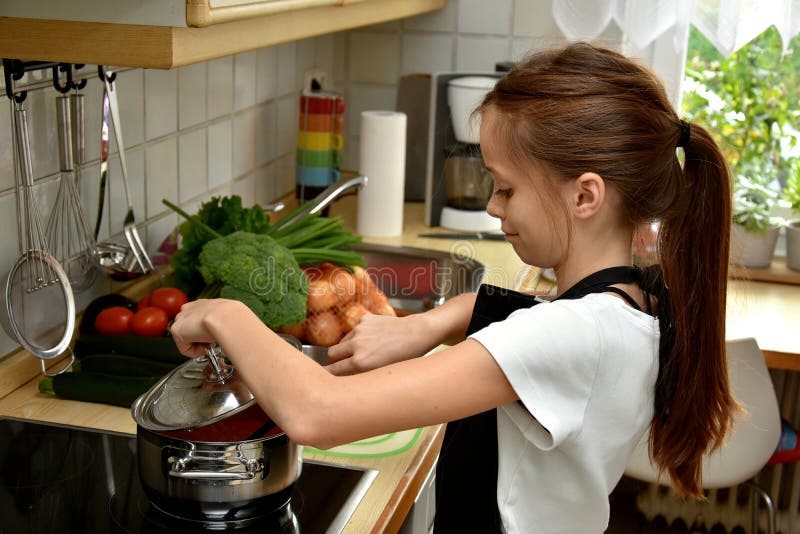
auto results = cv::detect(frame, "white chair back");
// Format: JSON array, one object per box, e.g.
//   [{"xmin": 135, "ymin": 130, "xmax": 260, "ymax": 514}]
[{"xmin": 625, "ymin": 337, "xmax": 781, "ymax": 489}]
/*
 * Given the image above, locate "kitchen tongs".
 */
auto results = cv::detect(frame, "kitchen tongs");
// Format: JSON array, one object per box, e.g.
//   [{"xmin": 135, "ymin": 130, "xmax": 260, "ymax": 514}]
[{"xmin": 102, "ymin": 74, "xmax": 153, "ymax": 274}]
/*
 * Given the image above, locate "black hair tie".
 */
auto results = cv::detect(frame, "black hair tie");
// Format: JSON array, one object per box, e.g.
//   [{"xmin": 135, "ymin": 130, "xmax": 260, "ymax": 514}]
[{"xmin": 677, "ymin": 120, "xmax": 691, "ymax": 148}]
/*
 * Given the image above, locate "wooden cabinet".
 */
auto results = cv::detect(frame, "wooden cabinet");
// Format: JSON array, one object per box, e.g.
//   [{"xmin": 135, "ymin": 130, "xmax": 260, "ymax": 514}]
[{"xmin": 0, "ymin": 0, "xmax": 445, "ymax": 68}]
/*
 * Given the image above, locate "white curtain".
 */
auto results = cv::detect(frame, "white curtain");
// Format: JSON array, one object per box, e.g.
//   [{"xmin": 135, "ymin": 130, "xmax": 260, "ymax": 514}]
[{"xmin": 553, "ymin": 0, "xmax": 800, "ymax": 57}]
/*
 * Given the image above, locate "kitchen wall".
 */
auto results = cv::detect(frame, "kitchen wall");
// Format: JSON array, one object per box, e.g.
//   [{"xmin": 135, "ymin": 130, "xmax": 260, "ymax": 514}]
[{"xmin": 0, "ymin": 0, "xmax": 606, "ymax": 357}]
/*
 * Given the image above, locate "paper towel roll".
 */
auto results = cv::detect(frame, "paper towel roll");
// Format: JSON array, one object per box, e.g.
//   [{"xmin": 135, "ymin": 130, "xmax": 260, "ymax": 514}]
[{"xmin": 357, "ymin": 111, "xmax": 407, "ymax": 237}]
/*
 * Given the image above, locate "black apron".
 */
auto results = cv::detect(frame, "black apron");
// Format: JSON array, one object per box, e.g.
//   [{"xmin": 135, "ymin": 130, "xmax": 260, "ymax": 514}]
[{"xmin": 433, "ymin": 266, "xmax": 643, "ymax": 533}]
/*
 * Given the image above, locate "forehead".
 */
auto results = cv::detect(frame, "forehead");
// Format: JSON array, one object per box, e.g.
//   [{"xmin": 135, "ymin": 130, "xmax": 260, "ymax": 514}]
[{"xmin": 480, "ymin": 108, "xmax": 545, "ymax": 183}]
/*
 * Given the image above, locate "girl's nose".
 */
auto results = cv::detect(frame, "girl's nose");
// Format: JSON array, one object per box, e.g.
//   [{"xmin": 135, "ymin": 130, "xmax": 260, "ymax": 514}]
[{"xmin": 486, "ymin": 195, "xmax": 503, "ymax": 220}]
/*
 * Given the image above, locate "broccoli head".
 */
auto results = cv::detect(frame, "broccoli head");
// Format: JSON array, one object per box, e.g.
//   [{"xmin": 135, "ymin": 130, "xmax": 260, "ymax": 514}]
[{"xmin": 199, "ymin": 231, "xmax": 308, "ymax": 328}]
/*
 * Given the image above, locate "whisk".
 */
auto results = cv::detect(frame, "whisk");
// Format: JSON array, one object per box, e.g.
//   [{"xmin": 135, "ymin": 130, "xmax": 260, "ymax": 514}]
[
  {"xmin": 46, "ymin": 95, "xmax": 97, "ymax": 292},
  {"xmin": 12, "ymin": 102, "xmax": 58, "ymax": 292}
]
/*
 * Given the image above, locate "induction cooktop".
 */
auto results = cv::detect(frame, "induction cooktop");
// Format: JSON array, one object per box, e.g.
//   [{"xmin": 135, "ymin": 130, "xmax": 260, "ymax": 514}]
[{"xmin": 0, "ymin": 417, "xmax": 377, "ymax": 533}]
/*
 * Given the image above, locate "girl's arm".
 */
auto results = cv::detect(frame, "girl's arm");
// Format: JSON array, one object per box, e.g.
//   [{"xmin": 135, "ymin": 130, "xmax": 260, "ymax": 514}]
[
  {"xmin": 170, "ymin": 297, "xmax": 513, "ymax": 450},
  {"xmin": 326, "ymin": 291, "xmax": 477, "ymax": 375}
]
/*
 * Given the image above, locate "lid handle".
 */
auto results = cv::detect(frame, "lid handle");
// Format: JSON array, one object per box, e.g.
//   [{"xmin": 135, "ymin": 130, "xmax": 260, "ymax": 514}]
[{"xmin": 204, "ymin": 345, "xmax": 232, "ymax": 383}]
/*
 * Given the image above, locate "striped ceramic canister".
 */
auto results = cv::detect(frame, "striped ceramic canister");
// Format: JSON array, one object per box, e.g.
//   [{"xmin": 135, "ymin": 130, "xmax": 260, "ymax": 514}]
[{"xmin": 296, "ymin": 90, "xmax": 346, "ymax": 203}]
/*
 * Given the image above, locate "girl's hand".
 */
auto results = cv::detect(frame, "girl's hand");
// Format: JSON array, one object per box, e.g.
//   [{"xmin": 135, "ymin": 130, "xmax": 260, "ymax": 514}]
[
  {"xmin": 170, "ymin": 298, "xmax": 231, "ymax": 358},
  {"xmin": 326, "ymin": 313, "xmax": 431, "ymax": 375}
]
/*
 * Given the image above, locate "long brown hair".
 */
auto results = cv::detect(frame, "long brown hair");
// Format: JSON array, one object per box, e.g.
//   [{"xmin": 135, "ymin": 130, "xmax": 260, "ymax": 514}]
[{"xmin": 481, "ymin": 42, "xmax": 735, "ymax": 498}]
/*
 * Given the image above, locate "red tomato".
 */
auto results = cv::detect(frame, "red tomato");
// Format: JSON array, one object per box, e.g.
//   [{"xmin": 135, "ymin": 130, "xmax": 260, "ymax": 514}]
[
  {"xmin": 94, "ymin": 306, "xmax": 134, "ymax": 336},
  {"xmin": 131, "ymin": 307, "xmax": 169, "ymax": 337},
  {"xmin": 137, "ymin": 294, "xmax": 151, "ymax": 311},
  {"xmin": 148, "ymin": 287, "xmax": 189, "ymax": 319}
]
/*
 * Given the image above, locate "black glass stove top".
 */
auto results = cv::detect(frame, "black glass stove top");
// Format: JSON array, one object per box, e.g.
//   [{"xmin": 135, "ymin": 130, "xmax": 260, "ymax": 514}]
[{"xmin": 0, "ymin": 417, "xmax": 376, "ymax": 534}]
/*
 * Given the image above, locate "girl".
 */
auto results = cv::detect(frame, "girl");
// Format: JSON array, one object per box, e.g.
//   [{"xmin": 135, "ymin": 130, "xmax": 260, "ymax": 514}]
[{"xmin": 171, "ymin": 42, "xmax": 736, "ymax": 533}]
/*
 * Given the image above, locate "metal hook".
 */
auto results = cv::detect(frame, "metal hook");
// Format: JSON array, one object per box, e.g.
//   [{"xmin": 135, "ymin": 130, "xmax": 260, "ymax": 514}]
[
  {"xmin": 71, "ymin": 64, "xmax": 87, "ymax": 91},
  {"xmin": 3, "ymin": 58, "xmax": 27, "ymax": 103},
  {"xmin": 97, "ymin": 65, "xmax": 117, "ymax": 84},
  {"xmin": 52, "ymin": 63, "xmax": 71, "ymax": 94}
]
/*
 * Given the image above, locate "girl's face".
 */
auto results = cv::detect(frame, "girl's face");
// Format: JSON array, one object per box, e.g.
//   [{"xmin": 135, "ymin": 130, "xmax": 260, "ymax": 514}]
[{"xmin": 481, "ymin": 108, "xmax": 569, "ymax": 268}]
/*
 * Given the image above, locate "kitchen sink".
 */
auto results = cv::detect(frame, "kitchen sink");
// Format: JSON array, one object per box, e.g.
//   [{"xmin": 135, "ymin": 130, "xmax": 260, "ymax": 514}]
[{"xmin": 350, "ymin": 243, "xmax": 484, "ymax": 314}]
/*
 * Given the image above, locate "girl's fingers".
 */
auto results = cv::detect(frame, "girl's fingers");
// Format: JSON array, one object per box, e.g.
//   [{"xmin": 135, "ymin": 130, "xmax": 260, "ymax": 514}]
[
  {"xmin": 324, "ymin": 358, "xmax": 357, "ymax": 376},
  {"xmin": 327, "ymin": 338, "xmax": 353, "ymax": 363}
]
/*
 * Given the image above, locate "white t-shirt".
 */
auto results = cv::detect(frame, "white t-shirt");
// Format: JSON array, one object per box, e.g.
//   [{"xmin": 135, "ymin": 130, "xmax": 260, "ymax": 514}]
[{"xmin": 469, "ymin": 293, "xmax": 659, "ymax": 534}]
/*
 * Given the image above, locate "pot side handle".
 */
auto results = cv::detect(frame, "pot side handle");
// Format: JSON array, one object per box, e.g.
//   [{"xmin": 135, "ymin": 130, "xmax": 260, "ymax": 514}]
[{"xmin": 169, "ymin": 453, "xmax": 263, "ymax": 481}]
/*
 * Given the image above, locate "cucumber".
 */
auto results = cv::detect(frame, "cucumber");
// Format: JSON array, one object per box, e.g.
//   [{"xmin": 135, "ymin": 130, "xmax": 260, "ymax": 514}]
[
  {"xmin": 73, "ymin": 354, "xmax": 178, "ymax": 378},
  {"xmin": 39, "ymin": 372, "xmax": 160, "ymax": 407},
  {"xmin": 73, "ymin": 334, "xmax": 184, "ymax": 363}
]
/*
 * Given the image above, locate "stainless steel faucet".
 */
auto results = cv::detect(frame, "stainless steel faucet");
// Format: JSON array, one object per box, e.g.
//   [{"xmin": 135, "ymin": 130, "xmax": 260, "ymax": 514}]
[{"xmin": 276, "ymin": 175, "xmax": 368, "ymax": 229}]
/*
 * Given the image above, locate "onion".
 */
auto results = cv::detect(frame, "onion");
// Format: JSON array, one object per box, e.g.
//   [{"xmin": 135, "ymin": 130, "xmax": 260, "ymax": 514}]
[
  {"xmin": 305, "ymin": 311, "xmax": 343, "ymax": 346},
  {"xmin": 307, "ymin": 279, "xmax": 338, "ymax": 312},
  {"xmin": 329, "ymin": 268, "xmax": 356, "ymax": 306},
  {"xmin": 340, "ymin": 302, "xmax": 369, "ymax": 333},
  {"xmin": 352, "ymin": 266, "xmax": 375, "ymax": 296},
  {"xmin": 372, "ymin": 300, "xmax": 396, "ymax": 317},
  {"xmin": 279, "ymin": 321, "xmax": 306, "ymax": 341}
]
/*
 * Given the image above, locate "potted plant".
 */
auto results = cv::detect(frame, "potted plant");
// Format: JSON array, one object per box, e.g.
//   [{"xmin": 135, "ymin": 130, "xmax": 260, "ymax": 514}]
[
  {"xmin": 682, "ymin": 27, "xmax": 799, "ymax": 269},
  {"xmin": 783, "ymin": 161, "xmax": 800, "ymax": 271},
  {"xmin": 730, "ymin": 173, "xmax": 781, "ymax": 268}
]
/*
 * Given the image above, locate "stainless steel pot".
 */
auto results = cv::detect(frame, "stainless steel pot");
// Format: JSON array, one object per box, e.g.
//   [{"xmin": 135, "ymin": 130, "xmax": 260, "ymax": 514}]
[
  {"xmin": 131, "ymin": 337, "xmax": 303, "ymax": 519},
  {"xmin": 137, "ymin": 425, "xmax": 301, "ymax": 519}
]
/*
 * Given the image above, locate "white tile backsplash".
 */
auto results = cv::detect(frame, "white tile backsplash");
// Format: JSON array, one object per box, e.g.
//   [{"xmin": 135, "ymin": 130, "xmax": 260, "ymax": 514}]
[
  {"xmin": 349, "ymin": 33, "xmax": 401, "ymax": 84},
  {"xmin": 458, "ymin": 0, "xmax": 513, "ymax": 35},
  {"xmin": 232, "ymin": 173, "xmax": 256, "ymax": 207},
  {"xmin": 276, "ymin": 95, "xmax": 298, "ymax": 157},
  {"xmin": 179, "ymin": 63, "xmax": 208, "ymax": 130},
  {"xmin": 107, "ymin": 147, "xmax": 145, "ymax": 235},
  {"xmin": 207, "ymin": 118, "xmax": 233, "ymax": 188},
  {"xmin": 296, "ymin": 38, "xmax": 317, "ymax": 90},
  {"xmin": 207, "ymin": 56, "xmax": 234, "ymax": 120},
  {"xmin": 514, "ymin": 0, "xmax": 561, "ymax": 37},
  {"xmin": 145, "ymin": 137, "xmax": 178, "ymax": 219},
  {"xmin": 178, "ymin": 129, "xmax": 208, "ymax": 202},
  {"xmin": 255, "ymin": 102, "xmax": 277, "ymax": 167},
  {"xmin": 233, "ymin": 110, "xmax": 256, "ymax": 178},
  {"xmin": 276, "ymin": 153, "xmax": 295, "ymax": 197},
  {"xmin": 277, "ymin": 42, "xmax": 298, "ymax": 97},
  {"xmin": 402, "ymin": 34, "xmax": 455, "ymax": 75},
  {"xmin": 144, "ymin": 69, "xmax": 178, "ymax": 141},
  {"xmin": 404, "ymin": 0, "xmax": 457, "ymax": 31},
  {"xmin": 254, "ymin": 162, "xmax": 276, "ymax": 207},
  {"xmin": 115, "ymin": 69, "xmax": 145, "ymax": 150},
  {"xmin": 456, "ymin": 36, "xmax": 512, "ymax": 72},
  {"xmin": 256, "ymin": 47, "xmax": 279, "ymax": 103},
  {"xmin": 234, "ymin": 51, "xmax": 257, "ymax": 111}
]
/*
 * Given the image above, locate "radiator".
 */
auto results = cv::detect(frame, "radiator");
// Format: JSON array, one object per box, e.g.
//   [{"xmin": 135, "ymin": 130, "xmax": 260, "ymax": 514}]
[{"xmin": 636, "ymin": 369, "xmax": 800, "ymax": 533}]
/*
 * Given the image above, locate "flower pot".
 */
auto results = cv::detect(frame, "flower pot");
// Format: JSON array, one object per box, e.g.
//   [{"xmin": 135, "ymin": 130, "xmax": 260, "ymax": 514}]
[
  {"xmin": 785, "ymin": 220, "xmax": 800, "ymax": 271},
  {"xmin": 731, "ymin": 223, "xmax": 780, "ymax": 269}
]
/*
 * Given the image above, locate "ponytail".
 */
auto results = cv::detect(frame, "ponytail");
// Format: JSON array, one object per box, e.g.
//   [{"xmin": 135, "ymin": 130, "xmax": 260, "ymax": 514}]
[{"xmin": 649, "ymin": 123, "xmax": 737, "ymax": 497}]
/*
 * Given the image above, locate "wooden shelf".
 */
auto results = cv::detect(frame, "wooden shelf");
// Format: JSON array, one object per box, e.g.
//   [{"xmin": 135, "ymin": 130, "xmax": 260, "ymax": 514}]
[
  {"xmin": 729, "ymin": 258, "xmax": 800, "ymax": 286},
  {"xmin": 0, "ymin": 0, "xmax": 444, "ymax": 69}
]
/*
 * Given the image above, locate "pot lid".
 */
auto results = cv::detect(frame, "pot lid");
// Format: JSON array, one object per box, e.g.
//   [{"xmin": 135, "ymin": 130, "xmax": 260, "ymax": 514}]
[{"xmin": 131, "ymin": 336, "xmax": 301, "ymax": 432}]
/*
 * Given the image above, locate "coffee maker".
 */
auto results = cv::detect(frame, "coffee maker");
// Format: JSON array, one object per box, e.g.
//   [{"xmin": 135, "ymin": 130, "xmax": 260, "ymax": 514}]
[{"xmin": 418, "ymin": 72, "xmax": 502, "ymax": 230}]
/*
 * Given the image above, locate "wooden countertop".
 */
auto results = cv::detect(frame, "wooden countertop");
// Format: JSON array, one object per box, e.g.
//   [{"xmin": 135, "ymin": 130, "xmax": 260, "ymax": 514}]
[{"xmin": 0, "ymin": 197, "xmax": 799, "ymax": 534}]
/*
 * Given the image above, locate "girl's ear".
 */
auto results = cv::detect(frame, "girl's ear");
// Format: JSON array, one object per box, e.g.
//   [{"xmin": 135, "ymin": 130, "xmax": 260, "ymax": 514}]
[{"xmin": 570, "ymin": 172, "xmax": 605, "ymax": 220}]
